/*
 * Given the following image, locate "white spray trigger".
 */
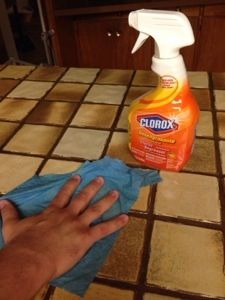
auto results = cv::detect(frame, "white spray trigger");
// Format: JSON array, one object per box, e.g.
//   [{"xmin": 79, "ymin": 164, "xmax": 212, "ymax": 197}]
[{"xmin": 131, "ymin": 32, "xmax": 149, "ymax": 54}]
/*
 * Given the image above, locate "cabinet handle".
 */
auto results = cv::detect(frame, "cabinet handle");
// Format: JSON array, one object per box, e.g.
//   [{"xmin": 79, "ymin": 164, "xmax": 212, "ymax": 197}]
[
  {"xmin": 116, "ymin": 31, "xmax": 121, "ymax": 37},
  {"xmin": 107, "ymin": 32, "xmax": 112, "ymax": 37}
]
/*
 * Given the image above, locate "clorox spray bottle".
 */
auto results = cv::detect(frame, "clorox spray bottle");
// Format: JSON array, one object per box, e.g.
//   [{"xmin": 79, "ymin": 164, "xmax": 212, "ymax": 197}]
[{"xmin": 128, "ymin": 9, "xmax": 200, "ymax": 171}]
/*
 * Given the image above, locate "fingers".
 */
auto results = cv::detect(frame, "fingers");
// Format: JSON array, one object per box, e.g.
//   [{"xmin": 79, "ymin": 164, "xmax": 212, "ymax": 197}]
[
  {"xmin": 69, "ymin": 177, "xmax": 104, "ymax": 215},
  {"xmin": 79, "ymin": 190, "xmax": 119, "ymax": 225},
  {"xmin": 0, "ymin": 200, "xmax": 20, "ymax": 227}
]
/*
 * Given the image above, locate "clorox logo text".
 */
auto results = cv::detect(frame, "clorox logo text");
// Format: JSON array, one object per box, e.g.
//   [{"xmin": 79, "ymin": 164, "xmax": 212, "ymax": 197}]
[{"xmin": 137, "ymin": 114, "xmax": 178, "ymax": 134}]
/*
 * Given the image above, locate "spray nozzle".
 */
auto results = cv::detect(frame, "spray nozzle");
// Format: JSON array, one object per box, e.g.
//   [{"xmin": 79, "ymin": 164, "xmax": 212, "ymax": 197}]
[{"xmin": 129, "ymin": 9, "xmax": 194, "ymax": 59}]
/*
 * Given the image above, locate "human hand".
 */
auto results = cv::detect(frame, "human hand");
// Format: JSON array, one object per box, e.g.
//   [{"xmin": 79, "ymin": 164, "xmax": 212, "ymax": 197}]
[{"xmin": 0, "ymin": 176, "xmax": 128, "ymax": 280}]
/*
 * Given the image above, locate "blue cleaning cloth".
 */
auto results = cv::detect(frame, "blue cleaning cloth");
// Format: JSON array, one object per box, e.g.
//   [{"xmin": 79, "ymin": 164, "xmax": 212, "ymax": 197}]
[{"xmin": 0, "ymin": 156, "xmax": 161, "ymax": 296}]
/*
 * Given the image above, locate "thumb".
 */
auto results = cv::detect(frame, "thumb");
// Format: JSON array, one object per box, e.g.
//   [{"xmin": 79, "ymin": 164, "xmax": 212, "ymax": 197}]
[{"xmin": 0, "ymin": 200, "xmax": 20, "ymax": 227}]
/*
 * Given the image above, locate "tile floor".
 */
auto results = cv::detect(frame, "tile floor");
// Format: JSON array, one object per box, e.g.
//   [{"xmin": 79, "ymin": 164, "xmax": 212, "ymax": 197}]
[{"xmin": 0, "ymin": 66, "xmax": 225, "ymax": 300}]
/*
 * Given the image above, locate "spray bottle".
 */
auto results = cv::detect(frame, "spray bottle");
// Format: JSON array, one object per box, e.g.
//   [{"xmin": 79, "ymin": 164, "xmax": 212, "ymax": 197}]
[{"xmin": 128, "ymin": 9, "xmax": 200, "ymax": 171}]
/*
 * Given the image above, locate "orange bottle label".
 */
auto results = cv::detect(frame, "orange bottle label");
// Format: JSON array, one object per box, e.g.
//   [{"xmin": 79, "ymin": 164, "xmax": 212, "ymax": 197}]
[{"xmin": 128, "ymin": 76, "xmax": 200, "ymax": 171}]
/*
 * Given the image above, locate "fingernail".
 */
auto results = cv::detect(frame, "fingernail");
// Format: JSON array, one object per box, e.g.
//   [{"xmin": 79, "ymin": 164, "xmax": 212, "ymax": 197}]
[
  {"xmin": 109, "ymin": 190, "xmax": 119, "ymax": 198},
  {"xmin": 94, "ymin": 176, "xmax": 104, "ymax": 184},
  {"xmin": 119, "ymin": 214, "xmax": 129, "ymax": 223},
  {"xmin": 72, "ymin": 175, "xmax": 80, "ymax": 182}
]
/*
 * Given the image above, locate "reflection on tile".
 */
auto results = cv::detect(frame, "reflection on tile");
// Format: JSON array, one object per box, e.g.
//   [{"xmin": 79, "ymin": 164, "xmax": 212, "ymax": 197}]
[
  {"xmin": 155, "ymin": 172, "xmax": 220, "ymax": 223},
  {"xmin": 27, "ymin": 66, "xmax": 65, "ymax": 81},
  {"xmin": 45, "ymin": 83, "xmax": 89, "ymax": 102},
  {"xmin": 148, "ymin": 221, "xmax": 225, "ymax": 297},
  {"xmin": 0, "ymin": 98, "xmax": 37, "ymax": 121},
  {"xmin": 124, "ymin": 86, "xmax": 151, "ymax": 105},
  {"xmin": 116, "ymin": 106, "xmax": 129, "ymax": 130},
  {"xmin": 4, "ymin": 124, "xmax": 62, "ymax": 155},
  {"xmin": 99, "ymin": 217, "xmax": 146, "ymax": 282},
  {"xmin": 71, "ymin": 104, "xmax": 118, "ymax": 128},
  {"xmin": 34, "ymin": 285, "xmax": 49, "ymax": 300},
  {"xmin": 8, "ymin": 81, "xmax": 54, "ymax": 99},
  {"xmin": 184, "ymin": 139, "xmax": 216, "ymax": 174},
  {"xmin": 0, "ymin": 65, "xmax": 35, "ymax": 79},
  {"xmin": 219, "ymin": 141, "xmax": 225, "ymax": 174},
  {"xmin": 40, "ymin": 159, "xmax": 82, "ymax": 175},
  {"xmin": 96, "ymin": 69, "xmax": 133, "ymax": 85},
  {"xmin": 214, "ymin": 90, "xmax": 225, "ymax": 110},
  {"xmin": 106, "ymin": 132, "xmax": 141, "ymax": 166},
  {"xmin": 61, "ymin": 68, "xmax": 99, "ymax": 83},
  {"xmin": 53, "ymin": 128, "xmax": 109, "ymax": 160},
  {"xmin": 212, "ymin": 73, "xmax": 225, "ymax": 89},
  {"xmin": 132, "ymin": 185, "xmax": 150, "ymax": 211},
  {"xmin": 0, "ymin": 121, "xmax": 19, "ymax": 146},
  {"xmin": 191, "ymin": 89, "xmax": 211, "ymax": 110},
  {"xmin": 217, "ymin": 112, "xmax": 225, "ymax": 138},
  {"xmin": 132, "ymin": 71, "xmax": 158, "ymax": 86},
  {"xmin": 26, "ymin": 101, "xmax": 77, "ymax": 125},
  {"xmin": 196, "ymin": 111, "xmax": 213, "ymax": 137},
  {"xmin": 144, "ymin": 294, "xmax": 181, "ymax": 300},
  {"xmin": 0, "ymin": 79, "xmax": 19, "ymax": 96},
  {"xmin": 0, "ymin": 153, "xmax": 42, "ymax": 193},
  {"xmin": 84, "ymin": 84, "xmax": 127, "ymax": 105},
  {"xmin": 188, "ymin": 72, "xmax": 209, "ymax": 88},
  {"xmin": 52, "ymin": 283, "xmax": 134, "ymax": 300}
]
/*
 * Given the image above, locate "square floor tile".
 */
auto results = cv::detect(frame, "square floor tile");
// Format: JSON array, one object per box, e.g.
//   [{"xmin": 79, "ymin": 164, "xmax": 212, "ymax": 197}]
[
  {"xmin": 71, "ymin": 104, "xmax": 118, "ymax": 129},
  {"xmin": 52, "ymin": 283, "xmax": 134, "ymax": 300},
  {"xmin": 147, "ymin": 221, "xmax": 225, "ymax": 297},
  {"xmin": 217, "ymin": 112, "xmax": 225, "ymax": 138},
  {"xmin": 188, "ymin": 72, "xmax": 209, "ymax": 88},
  {"xmin": 116, "ymin": 106, "xmax": 129, "ymax": 130},
  {"xmin": 4, "ymin": 124, "xmax": 62, "ymax": 155},
  {"xmin": 132, "ymin": 185, "xmax": 150, "ymax": 211},
  {"xmin": 96, "ymin": 69, "xmax": 133, "ymax": 85},
  {"xmin": 155, "ymin": 172, "xmax": 220, "ymax": 223},
  {"xmin": 196, "ymin": 111, "xmax": 213, "ymax": 137},
  {"xmin": 0, "ymin": 121, "xmax": 19, "ymax": 146},
  {"xmin": 124, "ymin": 86, "xmax": 152, "ymax": 106},
  {"xmin": 61, "ymin": 68, "xmax": 99, "ymax": 83},
  {"xmin": 0, "ymin": 154, "xmax": 43, "ymax": 193},
  {"xmin": 40, "ymin": 159, "xmax": 82, "ymax": 175},
  {"xmin": 184, "ymin": 139, "xmax": 216, "ymax": 174},
  {"xmin": 0, "ymin": 98, "xmax": 37, "ymax": 121},
  {"xmin": 99, "ymin": 216, "xmax": 146, "ymax": 282},
  {"xmin": 132, "ymin": 71, "xmax": 158, "ymax": 86},
  {"xmin": 0, "ymin": 79, "xmax": 20, "ymax": 96},
  {"xmin": 219, "ymin": 141, "xmax": 225, "ymax": 174},
  {"xmin": 45, "ymin": 83, "xmax": 89, "ymax": 102},
  {"xmin": 0, "ymin": 65, "xmax": 35, "ymax": 79},
  {"xmin": 27, "ymin": 66, "xmax": 65, "ymax": 81},
  {"xmin": 144, "ymin": 294, "xmax": 180, "ymax": 300},
  {"xmin": 84, "ymin": 84, "xmax": 127, "ymax": 105},
  {"xmin": 8, "ymin": 81, "xmax": 54, "ymax": 99},
  {"xmin": 106, "ymin": 132, "xmax": 141, "ymax": 166},
  {"xmin": 53, "ymin": 128, "xmax": 109, "ymax": 160},
  {"xmin": 26, "ymin": 101, "xmax": 77, "ymax": 125},
  {"xmin": 212, "ymin": 73, "xmax": 225, "ymax": 89},
  {"xmin": 214, "ymin": 90, "xmax": 225, "ymax": 110},
  {"xmin": 191, "ymin": 88, "xmax": 211, "ymax": 110}
]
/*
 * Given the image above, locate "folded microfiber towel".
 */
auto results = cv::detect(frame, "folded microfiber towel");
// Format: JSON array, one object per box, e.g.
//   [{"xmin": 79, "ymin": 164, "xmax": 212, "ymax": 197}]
[{"xmin": 0, "ymin": 156, "xmax": 161, "ymax": 296}]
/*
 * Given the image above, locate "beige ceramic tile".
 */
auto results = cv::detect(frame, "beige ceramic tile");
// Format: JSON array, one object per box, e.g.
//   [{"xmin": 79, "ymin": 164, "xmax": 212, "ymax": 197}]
[
  {"xmin": 191, "ymin": 88, "xmax": 211, "ymax": 110},
  {"xmin": 212, "ymin": 73, "xmax": 225, "ymax": 89},
  {"xmin": 8, "ymin": 81, "xmax": 54, "ymax": 99},
  {"xmin": 0, "ymin": 98, "xmax": 37, "ymax": 121},
  {"xmin": 219, "ymin": 141, "xmax": 225, "ymax": 174},
  {"xmin": 53, "ymin": 128, "xmax": 109, "ymax": 160},
  {"xmin": 84, "ymin": 84, "xmax": 127, "ymax": 105},
  {"xmin": 4, "ymin": 124, "xmax": 62, "ymax": 155},
  {"xmin": 196, "ymin": 111, "xmax": 213, "ymax": 137},
  {"xmin": 0, "ymin": 153, "xmax": 42, "ymax": 193},
  {"xmin": 61, "ymin": 68, "xmax": 99, "ymax": 83},
  {"xmin": 155, "ymin": 172, "xmax": 220, "ymax": 223},
  {"xmin": 132, "ymin": 71, "xmax": 158, "ymax": 86},
  {"xmin": 71, "ymin": 104, "xmax": 118, "ymax": 128},
  {"xmin": 184, "ymin": 139, "xmax": 216, "ymax": 174},
  {"xmin": 99, "ymin": 217, "xmax": 146, "ymax": 282},
  {"xmin": 188, "ymin": 71, "xmax": 209, "ymax": 88},
  {"xmin": 124, "ymin": 86, "xmax": 152, "ymax": 105},
  {"xmin": 45, "ymin": 83, "xmax": 89, "ymax": 102},
  {"xmin": 116, "ymin": 106, "xmax": 129, "ymax": 130},
  {"xmin": 96, "ymin": 69, "xmax": 133, "ymax": 85},
  {"xmin": 132, "ymin": 185, "xmax": 150, "ymax": 211},
  {"xmin": 144, "ymin": 294, "xmax": 181, "ymax": 300},
  {"xmin": 148, "ymin": 221, "xmax": 225, "ymax": 297},
  {"xmin": 217, "ymin": 112, "xmax": 225, "ymax": 138},
  {"xmin": 40, "ymin": 159, "xmax": 82, "ymax": 175},
  {"xmin": 51, "ymin": 283, "xmax": 134, "ymax": 300},
  {"xmin": 27, "ymin": 66, "xmax": 65, "ymax": 81},
  {"xmin": 0, "ymin": 65, "xmax": 35, "ymax": 79},
  {"xmin": 106, "ymin": 132, "xmax": 141, "ymax": 166},
  {"xmin": 0, "ymin": 79, "xmax": 19, "ymax": 96},
  {"xmin": 0, "ymin": 121, "xmax": 19, "ymax": 146},
  {"xmin": 26, "ymin": 101, "xmax": 77, "ymax": 125},
  {"xmin": 214, "ymin": 90, "xmax": 225, "ymax": 110}
]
